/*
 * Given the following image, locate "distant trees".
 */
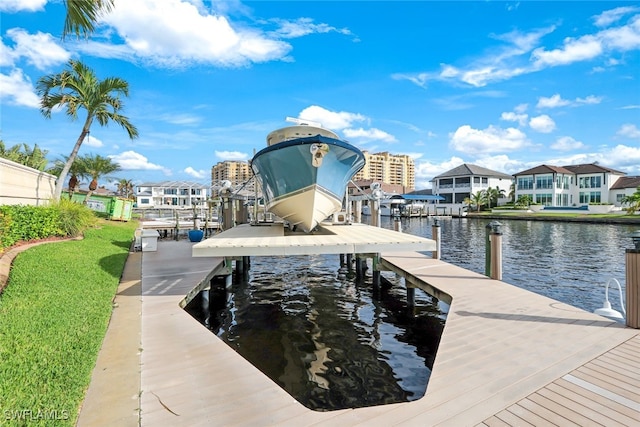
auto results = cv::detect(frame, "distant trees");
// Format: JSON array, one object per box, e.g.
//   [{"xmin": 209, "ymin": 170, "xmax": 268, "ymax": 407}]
[
  {"xmin": 0, "ymin": 141, "xmax": 49, "ymax": 171},
  {"xmin": 76, "ymin": 154, "xmax": 121, "ymax": 202},
  {"xmin": 37, "ymin": 60, "xmax": 138, "ymax": 201},
  {"xmin": 116, "ymin": 179, "xmax": 135, "ymax": 200}
]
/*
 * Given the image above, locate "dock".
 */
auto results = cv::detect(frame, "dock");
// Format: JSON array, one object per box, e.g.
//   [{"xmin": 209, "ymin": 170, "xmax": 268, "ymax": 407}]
[{"xmin": 79, "ymin": 227, "xmax": 640, "ymax": 426}]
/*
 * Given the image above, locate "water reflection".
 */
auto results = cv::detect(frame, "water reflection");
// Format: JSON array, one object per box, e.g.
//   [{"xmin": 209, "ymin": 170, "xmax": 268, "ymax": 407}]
[
  {"xmin": 380, "ymin": 216, "xmax": 635, "ymax": 314},
  {"xmin": 185, "ymin": 254, "xmax": 446, "ymax": 411}
]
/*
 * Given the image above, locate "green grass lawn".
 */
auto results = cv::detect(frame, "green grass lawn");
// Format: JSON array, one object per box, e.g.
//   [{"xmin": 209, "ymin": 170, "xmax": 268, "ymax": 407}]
[{"xmin": 0, "ymin": 220, "xmax": 136, "ymax": 426}]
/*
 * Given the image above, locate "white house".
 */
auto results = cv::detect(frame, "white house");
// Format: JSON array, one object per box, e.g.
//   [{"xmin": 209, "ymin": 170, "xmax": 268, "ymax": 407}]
[
  {"xmin": 431, "ymin": 164, "xmax": 513, "ymax": 204},
  {"xmin": 513, "ymin": 163, "xmax": 630, "ymax": 207},
  {"xmin": 135, "ymin": 181, "xmax": 210, "ymax": 208}
]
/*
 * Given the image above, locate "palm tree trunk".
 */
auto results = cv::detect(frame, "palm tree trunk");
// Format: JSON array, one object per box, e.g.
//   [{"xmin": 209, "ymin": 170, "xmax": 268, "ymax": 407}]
[{"xmin": 53, "ymin": 115, "xmax": 93, "ymax": 201}]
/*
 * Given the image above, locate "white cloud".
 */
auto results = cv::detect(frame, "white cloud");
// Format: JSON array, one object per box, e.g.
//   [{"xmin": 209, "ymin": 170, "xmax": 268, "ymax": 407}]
[
  {"xmin": 449, "ymin": 125, "xmax": 529, "ymax": 154},
  {"xmin": 532, "ymin": 35, "xmax": 603, "ymax": 67},
  {"xmin": 159, "ymin": 113, "xmax": 202, "ymax": 125},
  {"xmin": 297, "ymin": 105, "xmax": 367, "ymax": 130},
  {"xmin": 500, "ymin": 111, "xmax": 528, "ymax": 126},
  {"xmin": 551, "ymin": 136, "xmax": 585, "ymax": 151},
  {"xmin": 529, "ymin": 115, "xmax": 556, "ymax": 133},
  {"xmin": 0, "ymin": 69, "xmax": 40, "ymax": 107},
  {"xmin": 342, "ymin": 127, "xmax": 396, "ymax": 143},
  {"xmin": 594, "ymin": 6, "xmax": 640, "ymax": 27},
  {"xmin": 215, "ymin": 150, "xmax": 248, "ymax": 161},
  {"xmin": 84, "ymin": 135, "xmax": 104, "ymax": 148},
  {"xmin": 537, "ymin": 93, "xmax": 602, "ymax": 108},
  {"xmin": 397, "ymin": 11, "xmax": 640, "ymax": 89},
  {"xmin": 269, "ymin": 17, "xmax": 353, "ymax": 39},
  {"xmin": 86, "ymin": 0, "xmax": 292, "ymax": 67},
  {"xmin": 109, "ymin": 151, "xmax": 170, "ymax": 174},
  {"xmin": 606, "ymin": 144, "xmax": 640, "ymax": 168},
  {"xmin": 4, "ymin": 28, "xmax": 70, "ymax": 70},
  {"xmin": 0, "ymin": 0, "xmax": 46, "ymax": 13},
  {"xmin": 617, "ymin": 123, "xmax": 640, "ymax": 139},
  {"xmin": 537, "ymin": 94, "xmax": 570, "ymax": 108},
  {"xmin": 414, "ymin": 156, "xmax": 465, "ymax": 188},
  {"xmin": 184, "ymin": 166, "xmax": 207, "ymax": 179}
]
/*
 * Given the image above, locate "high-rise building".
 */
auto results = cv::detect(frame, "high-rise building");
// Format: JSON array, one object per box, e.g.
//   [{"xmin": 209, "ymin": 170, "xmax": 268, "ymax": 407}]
[
  {"xmin": 211, "ymin": 160, "xmax": 252, "ymax": 187},
  {"xmin": 353, "ymin": 151, "xmax": 415, "ymax": 191}
]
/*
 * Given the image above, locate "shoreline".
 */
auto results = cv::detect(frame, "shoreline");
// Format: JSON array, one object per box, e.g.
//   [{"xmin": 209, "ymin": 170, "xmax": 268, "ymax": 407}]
[{"xmin": 464, "ymin": 212, "xmax": 640, "ymax": 225}]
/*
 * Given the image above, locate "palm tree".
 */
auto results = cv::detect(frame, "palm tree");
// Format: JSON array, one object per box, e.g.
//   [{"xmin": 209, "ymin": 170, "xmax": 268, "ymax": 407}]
[
  {"xmin": 486, "ymin": 186, "xmax": 506, "ymax": 209},
  {"xmin": 621, "ymin": 187, "xmax": 640, "ymax": 214},
  {"xmin": 75, "ymin": 154, "xmax": 121, "ymax": 203},
  {"xmin": 116, "ymin": 178, "xmax": 135, "ymax": 199},
  {"xmin": 470, "ymin": 190, "xmax": 487, "ymax": 212},
  {"xmin": 47, "ymin": 155, "xmax": 85, "ymax": 199},
  {"xmin": 508, "ymin": 182, "xmax": 516, "ymax": 203},
  {"xmin": 37, "ymin": 59, "xmax": 138, "ymax": 201},
  {"xmin": 62, "ymin": 0, "xmax": 114, "ymax": 39}
]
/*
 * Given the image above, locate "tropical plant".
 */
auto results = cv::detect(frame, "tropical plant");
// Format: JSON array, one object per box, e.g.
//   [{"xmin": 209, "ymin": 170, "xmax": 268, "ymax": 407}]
[
  {"xmin": 485, "ymin": 187, "xmax": 505, "ymax": 209},
  {"xmin": 469, "ymin": 190, "xmax": 487, "ymax": 212},
  {"xmin": 75, "ymin": 154, "xmax": 121, "ymax": 202},
  {"xmin": 37, "ymin": 59, "xmax": 138, "ymax": 201},
  {"xmin": 508, "ymin": 182, "xmax": 516, "ymax": 203},
  {"xmin": 515, "ymin": 194, "xmax": 533, "ymax": 208},
  {"xmin": 116, "ymin": 178, "xmax": 135, "ymax": 199},
  {"xmin": 48, "ymin": 155, "xmax": 86, "ymax": 199},
  {"xmin": 0, "ymin": 141, "xmax": 49, "ymax": 171},
  {"xmin": 621, "ymin": 186, "xmax": 640, "ymax": 214},
  {"xmin": 62, "ymin": 0, "xmax": 114, "ymax": 39}
]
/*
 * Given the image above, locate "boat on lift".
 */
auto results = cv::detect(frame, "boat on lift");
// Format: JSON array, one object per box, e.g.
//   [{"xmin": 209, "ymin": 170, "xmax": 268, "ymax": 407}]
[{"xmin": 250, "ymin": 117, "xmax": 366, "ymax": 232}]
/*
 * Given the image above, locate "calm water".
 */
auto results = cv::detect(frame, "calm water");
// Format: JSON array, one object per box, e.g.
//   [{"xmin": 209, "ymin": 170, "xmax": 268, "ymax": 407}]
[
  {"xmin": 184, "ymin": 253, "xmax": 446, "ymax": 411},
  {"xmin": 185, "ymin": 216, "xmax": 635, "ymax": 411},
  {"xmin": 378, "ymin": 216, "xmax": 636, "ymax": 314}
]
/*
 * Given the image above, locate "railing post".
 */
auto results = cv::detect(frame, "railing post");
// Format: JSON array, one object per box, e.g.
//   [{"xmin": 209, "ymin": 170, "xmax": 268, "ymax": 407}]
[
  {"xmin": 626, "ymin": 231, "xmax": 640, "ymax": 328},
  {"xmin": 432, "ymin": 218, "xmax": 441, "ymax": 260}
]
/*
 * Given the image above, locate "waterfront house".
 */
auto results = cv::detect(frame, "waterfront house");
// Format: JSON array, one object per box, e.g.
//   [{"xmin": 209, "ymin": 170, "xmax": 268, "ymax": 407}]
[
  {"xmin": 135, "ymin": 181, "xmax": 210, "ymax": 208},
  {"xmin": 513, "ymin": 163, "xmax": 631, "ymax": 208},
  {"xmin": 430, "ymin": 163, "xmax": 513, "ymax": 204}
]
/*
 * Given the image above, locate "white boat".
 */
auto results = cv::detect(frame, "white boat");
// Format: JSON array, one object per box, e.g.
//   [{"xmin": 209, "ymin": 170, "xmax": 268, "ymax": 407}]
[{"xmin": 250, "ymin": 118, "xmax": 365, "ymax": 232}]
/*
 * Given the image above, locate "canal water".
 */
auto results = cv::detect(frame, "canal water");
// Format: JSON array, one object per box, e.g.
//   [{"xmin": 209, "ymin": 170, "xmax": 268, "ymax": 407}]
[
  {"xmin": 184, "ymin": 253, "xmax": 446, "ymax": 411},
  {"xmin": 379, "ymin": 216, "xmax": 636, "ymax": 315}
]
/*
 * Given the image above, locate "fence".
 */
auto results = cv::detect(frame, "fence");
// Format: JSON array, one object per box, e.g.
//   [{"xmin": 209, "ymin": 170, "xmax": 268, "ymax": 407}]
[{"xmin": 0, "ymin": 158, "xmax": 56, "ymax": 206}]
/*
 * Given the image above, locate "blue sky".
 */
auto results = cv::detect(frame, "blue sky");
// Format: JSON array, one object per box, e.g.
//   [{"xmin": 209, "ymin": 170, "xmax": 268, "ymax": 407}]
[{"xmin": 1, "ymin": 0, "xmax": 639, "ymax": 190}]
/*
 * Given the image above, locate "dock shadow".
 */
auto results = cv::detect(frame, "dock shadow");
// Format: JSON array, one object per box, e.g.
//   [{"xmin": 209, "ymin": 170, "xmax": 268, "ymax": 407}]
[{"xmin": 454, "ymin": 310, "xmax": 623, "ymax": 327}]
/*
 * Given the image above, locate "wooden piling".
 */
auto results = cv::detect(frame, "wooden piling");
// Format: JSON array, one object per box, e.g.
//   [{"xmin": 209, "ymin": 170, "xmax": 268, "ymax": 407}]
[{"xmin": 626, "ymin": 249, "xmax": 640, "ymax": 329}]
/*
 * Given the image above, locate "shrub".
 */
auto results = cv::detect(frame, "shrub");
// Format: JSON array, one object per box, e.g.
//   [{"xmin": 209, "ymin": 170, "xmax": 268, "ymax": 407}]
[
  {"xmin": 50, "ymin": 198, "xmax": 98, "ymax": 237},
  {"xmin": 0, "ymin": 200, "xmax": 96, "ymax": 252}
]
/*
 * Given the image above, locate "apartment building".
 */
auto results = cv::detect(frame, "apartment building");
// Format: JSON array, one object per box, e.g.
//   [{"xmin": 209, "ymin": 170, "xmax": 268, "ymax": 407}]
[
  {"xmin": 513, "ymin": 163, "xmax": 628, "ymax": 206},
  {"xmin": 211, "ymin": 160, "xmax": 252, "ymax": 187},
  {"xmin": 135, "ymin": 181, "xmax": 210, "ymax": 208},
  {"xmin": 353, "ymin": 151, "xmax": 415, "ymax": 191}
]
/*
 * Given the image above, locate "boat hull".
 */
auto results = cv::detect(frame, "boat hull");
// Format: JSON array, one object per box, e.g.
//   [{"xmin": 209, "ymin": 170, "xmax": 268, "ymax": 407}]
[{"xmin": 251, "ymin": 134, "xmax": 365, "ymax": 232}]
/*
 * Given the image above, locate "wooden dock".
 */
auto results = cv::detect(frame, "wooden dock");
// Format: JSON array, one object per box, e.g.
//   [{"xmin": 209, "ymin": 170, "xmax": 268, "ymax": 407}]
[{"xmin": 123, "ymin": 237, "xmax": 640, "ymax": 426}]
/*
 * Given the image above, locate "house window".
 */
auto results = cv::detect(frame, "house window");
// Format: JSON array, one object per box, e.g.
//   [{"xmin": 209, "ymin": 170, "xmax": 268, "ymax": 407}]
[
  {"xmin": 555, "ymin": 194, "xmax": 568, "ymax": 206},
  {"xmin": 616, "ymin": 194, "xmax": 625, "ymax": 203},
  {"xmin": 579, "ymin": 176, "xmax": 601, "ymax": 189},
  {"xmin": 140, "ymin": 198, "xmax": 149, "ymax": 204},
  {"xmin": 517, "ymin": 177, "xmax": 533, "ymax": 190},
  {"xmin": 536, "ymin": 175, "xmax": 553, "ymax": 189},
  {"xmin": 579, "ymin": 192, "xmax": 601, "ymax": 203},
  {"xmin": 536, "ymin": 194, "xmax": 553, "ymax": 206}
]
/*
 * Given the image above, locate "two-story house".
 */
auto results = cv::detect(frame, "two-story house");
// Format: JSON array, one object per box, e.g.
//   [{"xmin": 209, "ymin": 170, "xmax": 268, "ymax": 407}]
[
  {"xmin": 513, "ymin": 163, "xmax": 627, "ymax": 207},
  {"xmin": 135, "ymin": 181, "xmax": 210, "ymax": 208},
  {"xmin": 431, "ymin": 164, "xmax": 513, "ymax": 204}
]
